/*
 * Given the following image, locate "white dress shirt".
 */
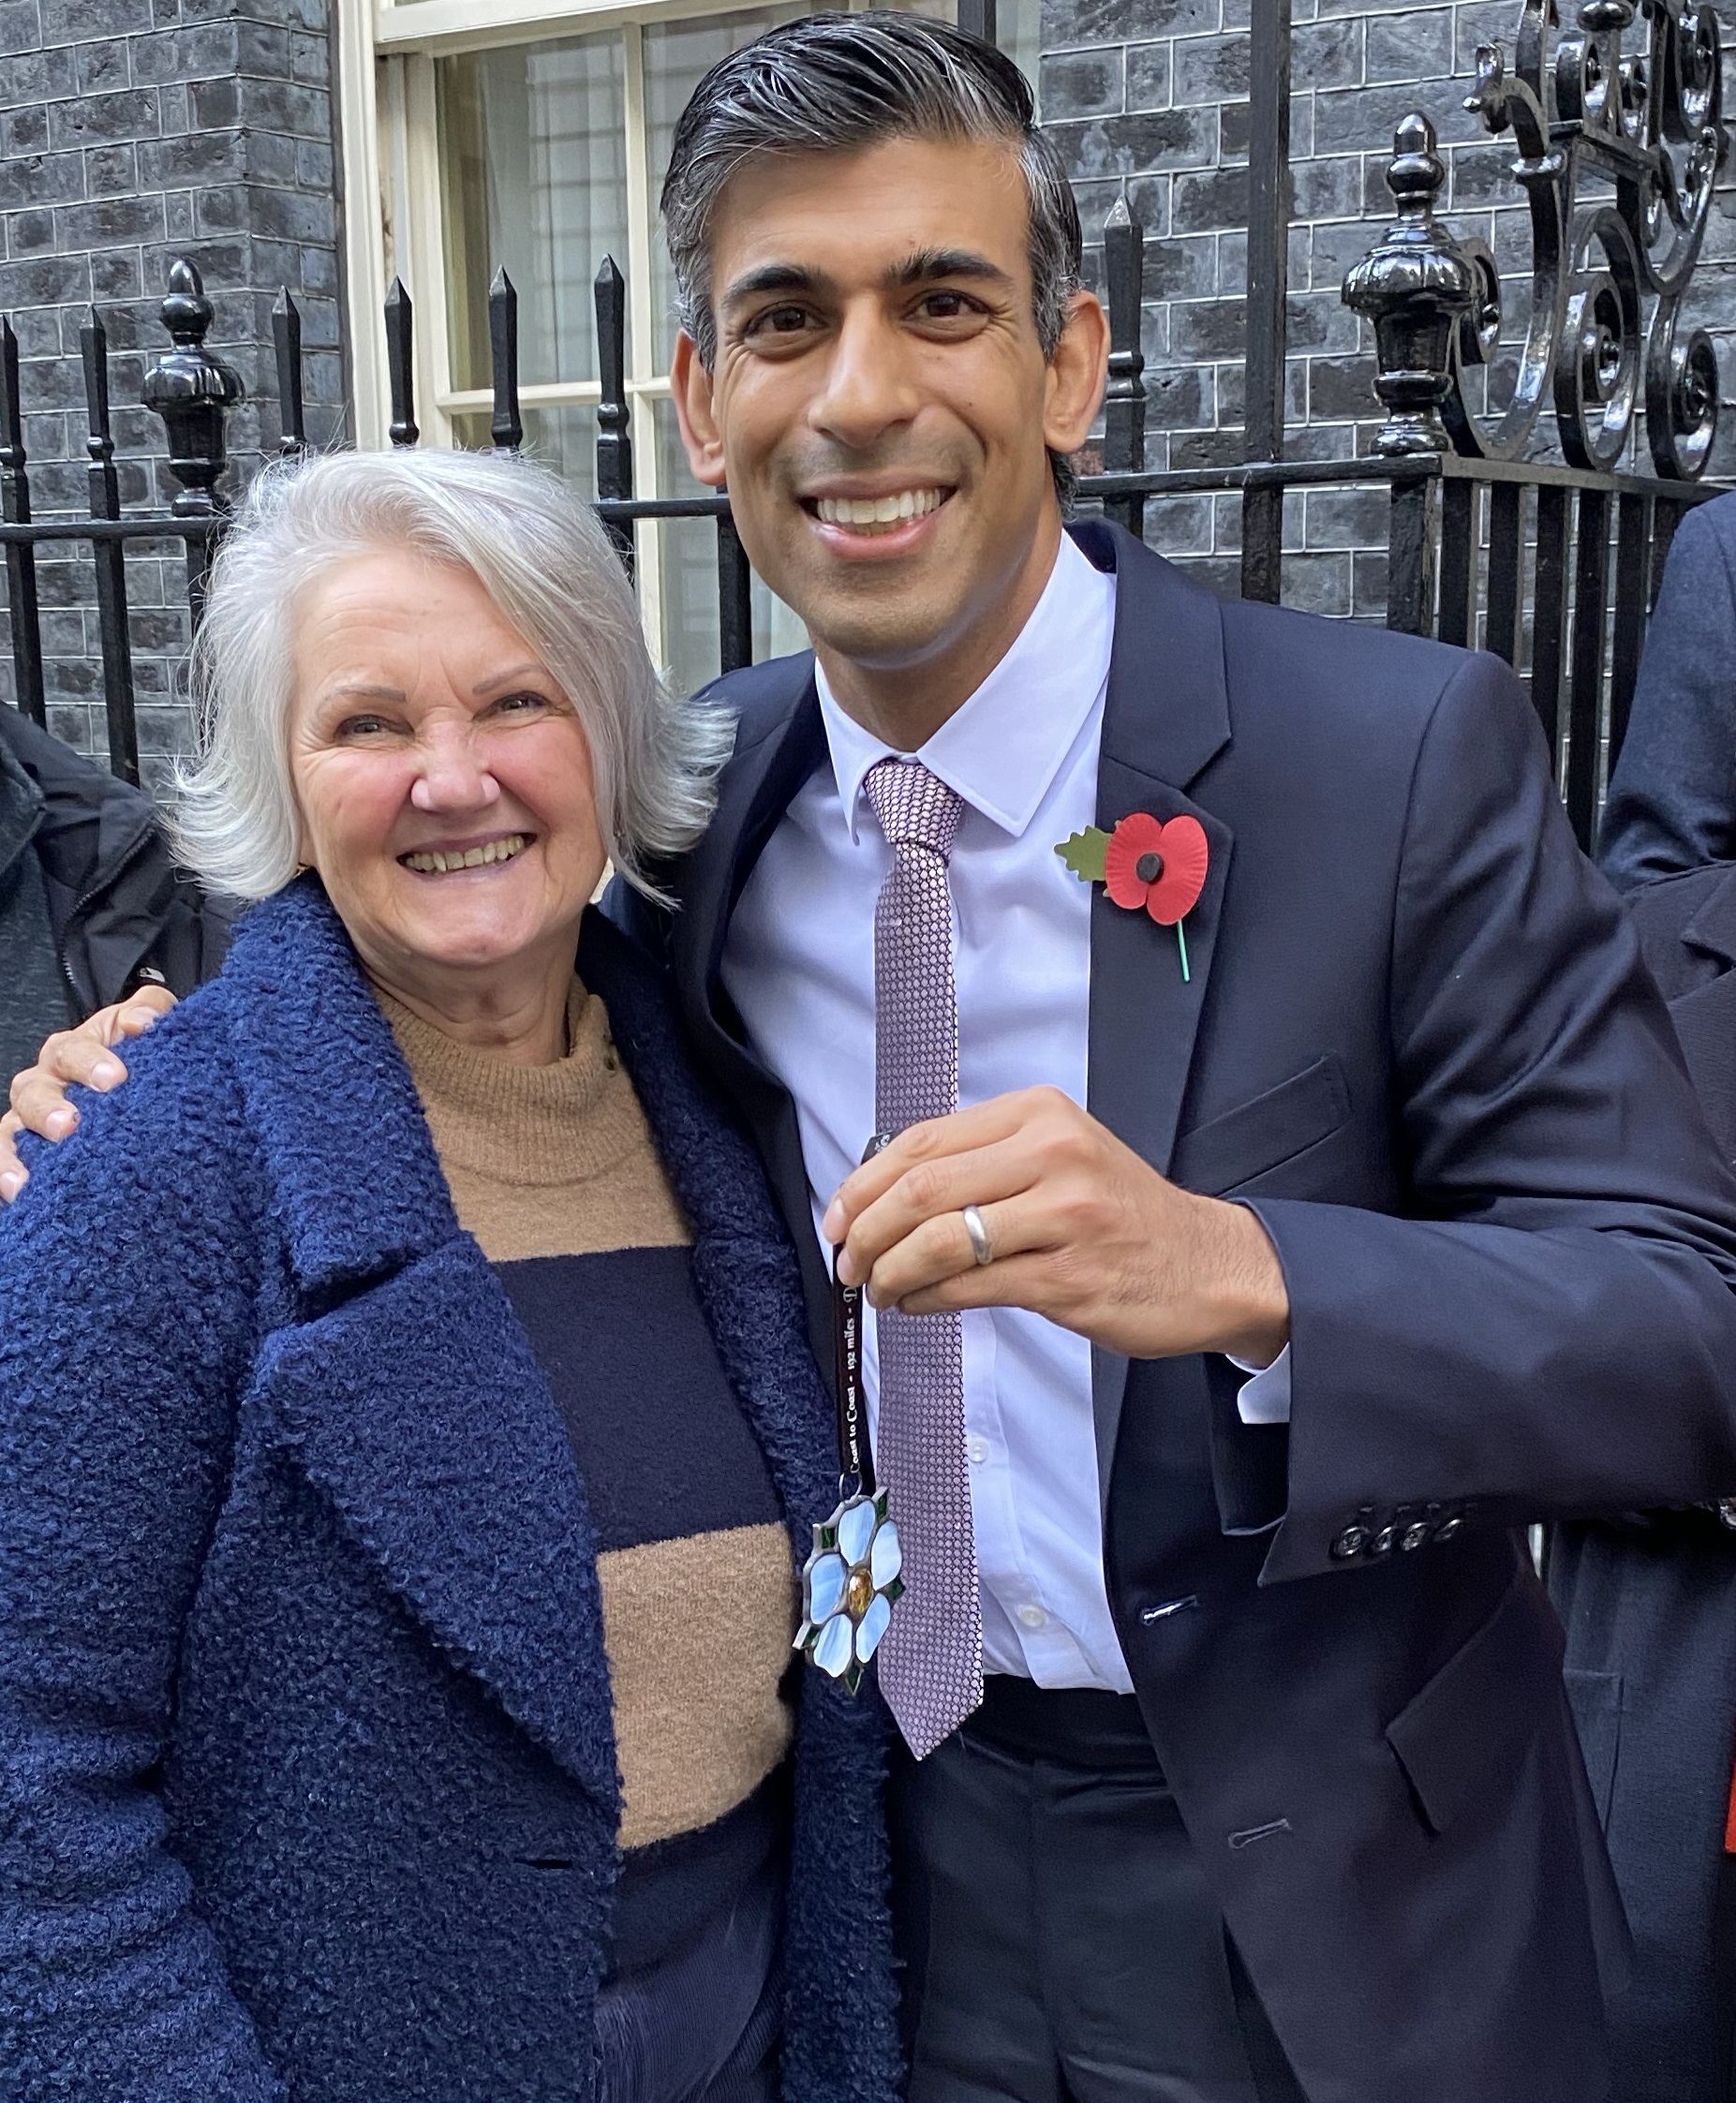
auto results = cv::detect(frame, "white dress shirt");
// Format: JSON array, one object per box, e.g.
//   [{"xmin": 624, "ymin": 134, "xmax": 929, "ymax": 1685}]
[{"xmin": 722, "ymin": 532, "xmax": 1286, "ymax": 1693}]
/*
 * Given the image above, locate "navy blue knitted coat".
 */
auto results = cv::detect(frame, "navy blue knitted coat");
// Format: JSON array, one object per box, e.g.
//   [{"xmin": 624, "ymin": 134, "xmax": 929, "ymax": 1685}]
[{"xmin": 0, "ymin": 878, "xmax": 902, "ymax": 2103}]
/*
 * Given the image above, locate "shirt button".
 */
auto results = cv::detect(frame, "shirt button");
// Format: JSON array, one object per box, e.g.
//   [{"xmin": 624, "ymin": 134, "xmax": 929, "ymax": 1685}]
[
  {"xmin": 968, "ymin": 1436, "xmax": 988, "ymax": 1464},
  {"xmin": 1016, "ymin": 1605, "xmax": 1046, "ymax": 1630}
]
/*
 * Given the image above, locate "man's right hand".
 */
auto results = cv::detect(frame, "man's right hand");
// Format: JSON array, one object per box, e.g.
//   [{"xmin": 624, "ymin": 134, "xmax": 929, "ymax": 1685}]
[{"xmin": 1, "ymin": 985, "xmax": 178, "ymax": 1200}]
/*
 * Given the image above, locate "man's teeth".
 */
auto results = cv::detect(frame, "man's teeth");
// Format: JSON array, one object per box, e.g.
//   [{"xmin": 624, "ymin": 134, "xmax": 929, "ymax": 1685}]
[
  {"xmin": 815, "ymin": 489, "xmax": 943, "ymax": 531},
  {"xmin": 402, "ymin": 834, "xmax": 528, "ymax": 875}
]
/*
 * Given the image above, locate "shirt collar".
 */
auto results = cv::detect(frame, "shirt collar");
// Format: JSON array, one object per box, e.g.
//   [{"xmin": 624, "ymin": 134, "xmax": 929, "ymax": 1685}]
[{"xmin": 815, "ymin": 530, "xmax": 1117, "ymax": 845}]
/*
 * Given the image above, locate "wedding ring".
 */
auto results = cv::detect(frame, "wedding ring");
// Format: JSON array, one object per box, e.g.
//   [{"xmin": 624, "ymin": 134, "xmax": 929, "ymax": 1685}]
[{"xmin": 961, "ymin": 1204, "xmax": 994, "ymax": 1267}]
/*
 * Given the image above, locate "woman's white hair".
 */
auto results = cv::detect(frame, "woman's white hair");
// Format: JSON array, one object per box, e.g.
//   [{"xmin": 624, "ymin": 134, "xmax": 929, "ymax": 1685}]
[{"xmin": 173, "ymin": 445, "xmax": 734, "ymax": 900}]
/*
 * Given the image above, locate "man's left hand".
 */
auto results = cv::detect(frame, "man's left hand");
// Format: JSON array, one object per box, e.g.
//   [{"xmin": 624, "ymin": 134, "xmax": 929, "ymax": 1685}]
[{"xmin": 822, "ymin": 1086, "xmax": 1290, "ymax": 1366}]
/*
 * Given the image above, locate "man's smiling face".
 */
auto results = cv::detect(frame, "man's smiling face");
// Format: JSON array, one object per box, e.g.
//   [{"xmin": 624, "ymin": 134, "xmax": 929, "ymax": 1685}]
[{"xmin": 672, "ymin": 133, "xmax": 1106, "ymax": 728}]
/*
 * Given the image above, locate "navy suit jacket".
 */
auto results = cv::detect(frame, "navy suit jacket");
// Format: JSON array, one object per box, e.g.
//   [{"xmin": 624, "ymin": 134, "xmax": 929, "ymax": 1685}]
[
  {"xmin": 616, "ymin": 518, "xmax": 1736, "ymax": 2103},
  {"xmin": 1599, "ymin": 491, "xmax": 1736, "ymax": 891},
  {"xmin": 1552, "ymin": 857, "xmax": 1736, "ymax": 2103}
]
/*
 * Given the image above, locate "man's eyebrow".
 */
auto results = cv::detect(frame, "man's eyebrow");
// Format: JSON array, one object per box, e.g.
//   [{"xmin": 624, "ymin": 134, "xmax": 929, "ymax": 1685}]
[
  {"xmin": 885, "ymin": 247, "xmax": 1011, "ymax": 290},
  {"xmin": 720, "ymin": 261, "xmax": 837, "ymax": 312},
  {"xmin": 719, "ymin": 248, "xmax": 1011, "ymax": 314}
]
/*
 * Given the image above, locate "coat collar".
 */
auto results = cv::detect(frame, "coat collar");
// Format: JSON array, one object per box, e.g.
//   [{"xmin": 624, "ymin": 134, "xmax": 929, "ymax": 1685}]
[
  {"xmin": 1680, "ymin": 863, "xmax": 1736, "ymax": 972},
  {"xmin": 0, "ymin": 726, "xmax": 43, "ymax": 884},
  {"xmin": 216, "ymin": 875, "xmax": 460, "ymax": 1301},
  {"xmin": 1075, "ymin": 517, "xmax": 1232, "ymax": 793},
  {"xmin": 1646, "ymin": 864, "xmax": 1736, "ymax": 1167}
]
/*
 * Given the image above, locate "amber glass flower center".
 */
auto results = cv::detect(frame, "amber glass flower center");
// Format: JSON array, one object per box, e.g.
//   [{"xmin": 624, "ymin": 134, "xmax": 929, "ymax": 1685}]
[{"xmin": 846, "ymin": 1565, "xmax": 875, "ymax": 1617}]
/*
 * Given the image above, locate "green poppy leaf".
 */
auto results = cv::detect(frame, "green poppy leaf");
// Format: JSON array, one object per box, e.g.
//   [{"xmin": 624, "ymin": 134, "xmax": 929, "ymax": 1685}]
[{"xmin": 1055, "ymin": 826, "xmax": 1110, "ymax": 883}]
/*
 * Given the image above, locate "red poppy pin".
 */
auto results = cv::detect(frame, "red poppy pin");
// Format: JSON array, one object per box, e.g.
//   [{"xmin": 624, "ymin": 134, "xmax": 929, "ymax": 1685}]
[{"xmin": 1056, "ymin": 813, "xmax": 1209, "ymax": 981}]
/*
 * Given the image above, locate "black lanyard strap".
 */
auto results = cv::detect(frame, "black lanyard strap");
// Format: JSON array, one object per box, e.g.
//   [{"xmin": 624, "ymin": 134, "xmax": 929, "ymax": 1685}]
[{"xmin": 832, "ymin": 1133, "xmax": 890, "ymax": 1496}]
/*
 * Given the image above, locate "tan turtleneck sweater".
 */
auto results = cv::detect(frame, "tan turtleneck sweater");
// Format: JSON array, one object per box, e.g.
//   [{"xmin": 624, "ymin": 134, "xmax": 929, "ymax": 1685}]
[{"xmin": 378, "ymin": 979, "xmax": 797, "ymax": 1855}]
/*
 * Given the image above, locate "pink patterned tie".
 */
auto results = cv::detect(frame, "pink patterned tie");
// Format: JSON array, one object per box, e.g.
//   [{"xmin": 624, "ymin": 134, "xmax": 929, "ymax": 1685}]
[{"xmin": 862, "ymin": 757, "xmax": 984, "ymax": 1758}]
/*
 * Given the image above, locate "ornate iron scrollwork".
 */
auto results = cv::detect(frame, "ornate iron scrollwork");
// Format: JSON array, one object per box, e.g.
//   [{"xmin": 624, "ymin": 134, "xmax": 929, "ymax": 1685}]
[{"xmin": 1343, "ymin": 0, "xmax": 1729, "ymax": 478}]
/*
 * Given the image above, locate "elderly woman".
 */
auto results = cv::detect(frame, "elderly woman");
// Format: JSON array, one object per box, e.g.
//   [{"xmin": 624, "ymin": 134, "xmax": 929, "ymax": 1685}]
[{"xmin": 0, "ymin": 449, "xmax": 898, "ymax": 2103}]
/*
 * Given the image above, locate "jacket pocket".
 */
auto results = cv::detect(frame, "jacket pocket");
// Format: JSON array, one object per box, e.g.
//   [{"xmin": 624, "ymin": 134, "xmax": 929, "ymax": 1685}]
[
  {"xmin": 1563, "ymin": 1667, "xmax": 1623, "ymax": 1829},
  {"xmin": 1174, "ymin": 1055, "xmax": 1351, "ymax": 1197},
  {"xmin": 1386, "ymin": 1571, "xmax": 1566, "ymax": 1835}
]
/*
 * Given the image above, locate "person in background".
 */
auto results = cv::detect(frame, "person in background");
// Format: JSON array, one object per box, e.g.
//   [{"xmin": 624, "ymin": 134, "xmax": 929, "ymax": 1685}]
[
  {"xmin": 1599, "ymin": 491, "xmax": 1736, "ymax": 890},
  {"xmin": 0, "ymin": 446, "xmax": 899, "ymax": 2103},
  {"xmin": 1551, "ymin": 871, "xmax": 1736, "ymax": 2103},
  {"xmin": 1563, "ymin": 488, "xmax": 1736, "ymax": 2103},
  {"xmin": 0, "ymin": 701, "xmax": 225, "ymax": 1087}
]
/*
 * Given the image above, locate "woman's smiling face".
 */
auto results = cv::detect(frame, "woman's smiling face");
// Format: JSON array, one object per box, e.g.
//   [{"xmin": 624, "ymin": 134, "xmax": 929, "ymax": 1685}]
[{"xmin": 288, "ymin": 546, "xmax": 606, "ymax": 997}]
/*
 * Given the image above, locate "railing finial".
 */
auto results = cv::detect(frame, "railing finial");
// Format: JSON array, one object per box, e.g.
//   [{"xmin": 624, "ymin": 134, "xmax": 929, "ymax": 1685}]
[
  {"xmin": 273, "ymin": 288, "xmax": 307, "ymax": 461},
  {"xmin": 488, "ymin": 267, "xmax": 522, "ymax": 454},
  {"xmin": 141, "ymin": 259, "xmax": 244, "ymax": 519},
  {"xmin": 384, "ymin": 277, "xmax": 419, "ymax": 449},
  {"xmin": 0, "ymin": 311, "xmax": 47, "ymax": 726},
  {"xmin": 1342, "ymin": 115, "xmax": 1477, "ymax": 456}
]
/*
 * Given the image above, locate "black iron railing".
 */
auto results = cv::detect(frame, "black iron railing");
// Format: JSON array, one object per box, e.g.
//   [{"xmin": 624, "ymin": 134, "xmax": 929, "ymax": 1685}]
[{"xmin": 0, "ymin": 0, "xmax": 1730, "ymax": 849}]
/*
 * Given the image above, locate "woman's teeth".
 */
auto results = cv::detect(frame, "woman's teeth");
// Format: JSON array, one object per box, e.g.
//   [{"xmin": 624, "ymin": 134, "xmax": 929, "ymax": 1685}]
[
  {"xmin": 401, "ymin": 834, "xmax": 528, "ymax": 875},
  {"xmin": 815, "ymin": 489, "xmax": 943, "ymax": 534}
]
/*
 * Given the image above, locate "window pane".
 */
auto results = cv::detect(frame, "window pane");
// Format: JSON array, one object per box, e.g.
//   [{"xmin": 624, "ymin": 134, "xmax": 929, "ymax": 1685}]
[
  {"xmin": 438, "ymin": 37, "xmax": 628, "ymax": 391},
  {"xmin": 653, "ymin": 399, "xmax": 807, "ymax": 697},
  {"xmin": 1000, "ymin": 0, "xmax": 1043, "ymax": 110},
  {"xmin": 453, "ymin": 406, "xmax": 601, "ymax": 499},
  {"xmin": 643, "ymin": 5, "xmax": 809, "ymax": 364}
]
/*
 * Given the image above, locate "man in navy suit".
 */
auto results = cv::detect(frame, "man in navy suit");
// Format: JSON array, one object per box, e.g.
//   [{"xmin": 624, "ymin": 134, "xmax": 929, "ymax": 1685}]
[
  {"xmin": 636, "ymin": 19, "xmax": 1736, "ymax": 2101},
  {"xmin": 11, "ymin": 16, "xmax": 1736, "ymax": 2101}
]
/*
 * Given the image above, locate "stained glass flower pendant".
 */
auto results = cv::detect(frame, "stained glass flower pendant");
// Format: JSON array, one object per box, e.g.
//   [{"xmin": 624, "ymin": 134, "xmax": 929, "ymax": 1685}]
[{"xmin": 794, "ymin": 1484, "xmax": 905, "ymax": 1695}]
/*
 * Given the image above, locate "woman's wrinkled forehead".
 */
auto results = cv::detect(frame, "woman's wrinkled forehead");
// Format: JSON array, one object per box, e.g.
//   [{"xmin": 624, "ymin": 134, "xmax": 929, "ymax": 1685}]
[{"xmin": 289, "ymin": 548, "xmax": 551, "ymax": 715}]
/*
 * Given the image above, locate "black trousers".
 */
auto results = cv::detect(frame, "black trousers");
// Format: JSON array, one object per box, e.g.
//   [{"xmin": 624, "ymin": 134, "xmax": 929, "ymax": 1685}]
[{"xmin": 890, "ymin": 1678, "xmax": 1309, "ymax": 2103}]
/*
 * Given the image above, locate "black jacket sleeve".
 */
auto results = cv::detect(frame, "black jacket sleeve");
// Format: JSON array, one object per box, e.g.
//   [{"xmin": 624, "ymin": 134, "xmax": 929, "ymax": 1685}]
[{"xmin": 1599, "ymin": 494, "xmax": 1736, "ymax": 890}]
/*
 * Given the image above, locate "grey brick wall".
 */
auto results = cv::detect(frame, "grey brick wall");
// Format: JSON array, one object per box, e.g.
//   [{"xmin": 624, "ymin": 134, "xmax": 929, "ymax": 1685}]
[
  {"xmin": 1044, "ymin": 0, "xmax": 1736, "ymax": 616},
  {"xmin": 0, "ymin": 0, "xmax": 346, "ymax": 792}
]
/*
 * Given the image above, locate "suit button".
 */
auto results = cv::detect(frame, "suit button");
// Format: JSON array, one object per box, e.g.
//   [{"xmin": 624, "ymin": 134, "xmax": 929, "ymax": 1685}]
[
  {"xmin": 1369, "ymin": 1525, "xmax": 1396, "ymax": 1557},
  {"xmin": 1433, "ymin": 1514, "xmax": 1464, "ymax": 1543},
  {"xmin": 1329, "ymin": 1525, "xmax": 1368, "ymax": 1561},
  {"xmin": 1400, "ymin": 1521, "xmax": 1432, "ymax": 1552}
]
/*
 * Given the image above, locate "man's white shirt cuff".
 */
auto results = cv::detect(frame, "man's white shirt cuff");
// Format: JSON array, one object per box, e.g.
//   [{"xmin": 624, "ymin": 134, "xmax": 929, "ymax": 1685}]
[{"xmin": 1230, "ymin": 1344, "xmax": 1292, "ymax": 1425}]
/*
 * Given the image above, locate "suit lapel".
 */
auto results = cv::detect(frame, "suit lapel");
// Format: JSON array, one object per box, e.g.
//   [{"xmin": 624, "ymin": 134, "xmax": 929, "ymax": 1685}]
[
  {"xmin": 218, "ymin": 882, "xmax": 617, "ymax": 1801},
  {"xmin": 1076, "ymin": 523, "xmax": 1236, "ymax": 1500}
]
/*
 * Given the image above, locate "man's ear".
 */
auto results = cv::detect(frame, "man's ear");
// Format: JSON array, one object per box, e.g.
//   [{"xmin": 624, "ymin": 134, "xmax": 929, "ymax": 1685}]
[
  {"xmin": 671, "ymin": 331, "xmax": 729, "ymax": 491},
  {"xmin": 1043, "ymin": 289, "xmax": 1111, "ymax": 458}
]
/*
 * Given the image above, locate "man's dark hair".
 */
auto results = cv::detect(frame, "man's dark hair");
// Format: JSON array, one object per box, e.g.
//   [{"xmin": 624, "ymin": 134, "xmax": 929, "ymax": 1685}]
[{"xmin": 660, "ymin": 12, "xmax": 1085, "ymax": 503}]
